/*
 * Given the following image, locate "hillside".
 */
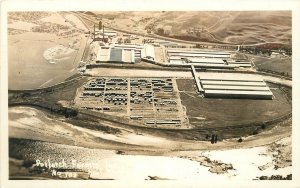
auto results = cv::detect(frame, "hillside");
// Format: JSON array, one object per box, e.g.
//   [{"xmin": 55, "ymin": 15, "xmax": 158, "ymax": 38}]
[{"xmin": 91, "ymin": 11, "xmax": 291, "ymax": 45}]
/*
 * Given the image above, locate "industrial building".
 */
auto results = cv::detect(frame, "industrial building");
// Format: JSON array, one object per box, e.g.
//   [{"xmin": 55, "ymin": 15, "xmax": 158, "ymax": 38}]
[
  {"xmin": 152, "ymin": 40, "xmax": 185, "ymax": 48},
  {"xmin": 96, "ymin": 44, "xmax": 156, "ymax": 64},
  {"xmin": 96, "ymin": 46, "xmax": 135, "ymax": 63},
  {"xmin": 167, "ymin": 49, "xmax": 252, "ymax": 69},
  {"xmin": 197, "ymin": 73, "xmax": 274, "ymax": 99},
  {"xmin": 168, "ymin": 49, "xmax": 232, "ymax": 58}
]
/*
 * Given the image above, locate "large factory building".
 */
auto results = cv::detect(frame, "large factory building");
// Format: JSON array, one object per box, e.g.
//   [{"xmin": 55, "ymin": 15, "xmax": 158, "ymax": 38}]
[
  {"xmin": 96, "ymin": 44, "xmax": 156, "ymax": 64},
  {"xmin": 197, "ymin": 73, "xmax": 274, "ymax": 99},
  {"xmin": 167, "ymin": 49, "xmax": 252, "ymax": 69}
]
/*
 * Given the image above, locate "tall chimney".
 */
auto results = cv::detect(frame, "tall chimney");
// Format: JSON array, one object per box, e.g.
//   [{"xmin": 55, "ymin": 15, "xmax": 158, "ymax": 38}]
[
  {"xmin": 103, "ymin": 25, "xmax": 105, "ymax": 42},
  {"xmin": 93, "ymin": 24, "xmax": 96, "ymax": 40}
]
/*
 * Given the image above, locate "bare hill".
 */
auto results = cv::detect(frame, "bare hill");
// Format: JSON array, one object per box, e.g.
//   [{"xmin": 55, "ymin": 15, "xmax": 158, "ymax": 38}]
[{"xmin": 92, "ymin": 11, "xmax": 291, "ymax": 45}]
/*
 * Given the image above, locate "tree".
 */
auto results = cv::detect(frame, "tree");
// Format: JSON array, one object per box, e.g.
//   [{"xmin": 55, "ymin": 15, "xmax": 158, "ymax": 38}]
[
  {"xmin": 124, "ymin": 38, "xmax": 131, "ymax": 44},
  {"xmin": 214, "ymin": 135, "xmax": 218, "ymax": 143},
  {"xmin": 211, "ymin": 135, "xmax": 215, "ymax": 144},
  {"xmin": 117, "ymin": 38, "xmax": 123, "ymax": 43},
  {"xmin": 205, "ymin": 134, "xmax": 210, "ymax": 140},
  {"xmin": 195, "ymin": 44, "xmax": 202, "ymax": 48},
  {"xmin": 157, "ymin": 28, "xmax": 164, "ymax": 35}
]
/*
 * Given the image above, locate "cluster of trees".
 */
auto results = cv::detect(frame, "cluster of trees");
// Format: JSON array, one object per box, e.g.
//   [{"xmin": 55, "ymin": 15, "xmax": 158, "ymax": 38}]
[
  {"xmin": 145, "ymin": 23, "xmax": 156, "ymax": 34},
  {"xmin": 124, "ymin": 38, "xmax": 131, "ymax": 43},
  {"xmin": 259, "ymin": 174, "xmax": 292, "ymax": 180},
  {"xmin": 195, "ymin": 44, "xmax": 209, "ymax": 48},
  {"xmin": 49, "ymin": 106, "xmax": 78, "ymax": 118},
  {"xmin": 156, "ymin": 28, "xmax": 170, "ymax": 36},
  {"xmin": 31, "ymin": 22, "xmax": 70, "ymax": 34},
  {"xmin": 257, "ymin": 68, "xmax": 291, "ymax": 77},
  {"xmin": 241, "ymin": 43, "xmax": 292, "ymax": 56},
  {"xmin": 205, "ymin": 134, "xmax": 218, "ymax": 144},
  {"xmin": 117, "ymin": 37, "xmax": 131, "ymax": 44}
]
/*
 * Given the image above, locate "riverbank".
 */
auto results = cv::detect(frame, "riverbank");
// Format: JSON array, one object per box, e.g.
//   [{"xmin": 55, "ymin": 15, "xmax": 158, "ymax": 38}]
[
  {"xmin": 9, "ymin": 136, "xmax": 292, "ymax": 180},
  {"xmin": 9, "ymin": 106, "xmax": 292, "ymax": 152}
]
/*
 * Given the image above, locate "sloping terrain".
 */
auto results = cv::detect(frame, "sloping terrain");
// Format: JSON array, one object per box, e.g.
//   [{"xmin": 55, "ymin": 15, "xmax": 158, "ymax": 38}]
[{"xmin": 91, "ymin": 11, "xmax": 291, "ymax": 44}]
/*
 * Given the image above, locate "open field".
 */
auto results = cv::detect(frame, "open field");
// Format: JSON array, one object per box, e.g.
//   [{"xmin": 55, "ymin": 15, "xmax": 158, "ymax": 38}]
[
  {"xmin": 251, "ymin": 55, "xmax": 292, "ymax": 76},
  {"xmin": 90, "ymin": 11, "xmax": 291, "ymax": 45},
  {"xmin": 176, "ymin": 79, "xmax": 292, "ymax": 128}
]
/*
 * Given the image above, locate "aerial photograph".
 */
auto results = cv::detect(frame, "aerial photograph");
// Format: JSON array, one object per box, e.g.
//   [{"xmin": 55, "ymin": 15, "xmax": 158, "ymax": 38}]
[{"xmin": 7, "ymin": 10, "xmax": 292, "ymax": 182}]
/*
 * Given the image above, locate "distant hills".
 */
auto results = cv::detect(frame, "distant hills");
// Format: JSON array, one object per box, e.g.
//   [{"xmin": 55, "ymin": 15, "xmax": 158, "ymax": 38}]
[{"xmin": 91, "ymin": 11, "xmax": 291, "ymax": 45}]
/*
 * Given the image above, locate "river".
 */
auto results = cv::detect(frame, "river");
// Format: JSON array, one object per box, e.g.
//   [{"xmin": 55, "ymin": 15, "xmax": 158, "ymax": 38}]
[
  {"xmin": 8, "ymin": 13, "xmax": 88, "ymax": 90},
  {"xmin": 8, "ymin": 106, "xmax": 291, "ymax": 181}
]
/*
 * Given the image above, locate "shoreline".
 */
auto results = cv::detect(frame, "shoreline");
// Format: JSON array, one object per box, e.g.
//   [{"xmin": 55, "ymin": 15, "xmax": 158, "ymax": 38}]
[
  {"xmin": 8, "ymin": 135, "xmax": 292, "ymax": 180},
  {"xmin": 8, "ymin": 106, "xmax": 292, "ymax": 153}
]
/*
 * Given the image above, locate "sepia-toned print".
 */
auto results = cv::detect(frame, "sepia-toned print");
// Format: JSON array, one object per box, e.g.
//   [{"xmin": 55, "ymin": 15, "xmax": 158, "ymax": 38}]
[{"xmin": 7, "ymin": 11, "xmax": 292, "ymax": 181}]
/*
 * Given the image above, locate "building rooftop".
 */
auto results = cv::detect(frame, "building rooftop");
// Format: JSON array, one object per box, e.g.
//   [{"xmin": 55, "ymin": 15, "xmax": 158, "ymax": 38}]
[
  {"xmin": 200, "ymin": 80, "xmax": 267, "ymax": 86},
  {"xmin": 199, "ymin": 73, "xmax": 264, "ymax": 82},
  {"xmin": 198, "ymin": 72, "xmax": 274, "ymax": 99},
  {"xmin": 202, "ymin": 85, "xmax": 271, "ymax": 91},
  {"xmin": 167, "ymin": 49, "xmax": 231, "ymax": 55},
  {"xmin": 109, "ymin": 48, "xmax": 122, "ymax": 62},
  {"xmin": 204, "ymin": 90, "xmax": 273, "ymax": 95}
]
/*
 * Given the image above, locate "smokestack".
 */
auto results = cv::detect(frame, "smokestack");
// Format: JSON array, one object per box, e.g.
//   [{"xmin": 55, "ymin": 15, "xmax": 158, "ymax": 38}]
[
  {"xmin": 103, "ymin": 25, "xmax": 105, "ymax": 42},
  {"xmin": 99, "ymin": 21, "xmax": 102, "ymax": 30},
  {"xmin": 93, "ymin": 24, "xmax": 96, "ymax": 40}
]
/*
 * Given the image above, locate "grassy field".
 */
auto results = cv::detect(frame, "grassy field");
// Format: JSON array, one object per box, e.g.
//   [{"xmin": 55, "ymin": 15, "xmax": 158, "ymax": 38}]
[
  {"xmin": 251, "ymin": 56, "xmax": 292, "ymax": 76},
  {"xmin": 176, "ymin": 79, "xmax": 292, "ymax": 128}
]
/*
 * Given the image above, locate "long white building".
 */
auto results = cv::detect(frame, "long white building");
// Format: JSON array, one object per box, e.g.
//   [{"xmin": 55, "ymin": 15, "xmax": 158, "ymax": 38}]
[
  {"xmin": 197, "ymin": 73, "xmax": 274, "ymax": 99},
  {"xmin": 167, "ymin": 49, "xmax": 252, "ymax": 68}
]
